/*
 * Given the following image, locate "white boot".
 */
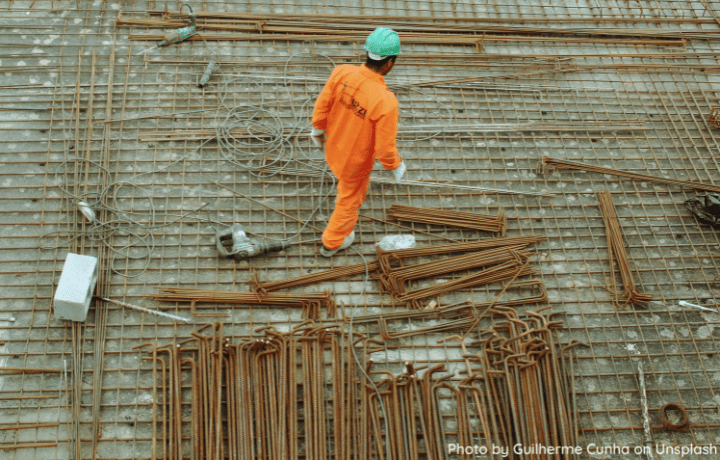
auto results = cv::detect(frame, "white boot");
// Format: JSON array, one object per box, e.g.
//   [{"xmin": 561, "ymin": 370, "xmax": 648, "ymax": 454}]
[{"xmin": 320, "ymin": 231, "xmax": 355, "ymax": 257}]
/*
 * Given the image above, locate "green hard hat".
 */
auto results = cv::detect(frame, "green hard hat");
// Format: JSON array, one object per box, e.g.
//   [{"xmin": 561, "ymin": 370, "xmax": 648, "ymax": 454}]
[{"xmin": 364, "ymin": 27, "xmax": 401, "ymax": 58}]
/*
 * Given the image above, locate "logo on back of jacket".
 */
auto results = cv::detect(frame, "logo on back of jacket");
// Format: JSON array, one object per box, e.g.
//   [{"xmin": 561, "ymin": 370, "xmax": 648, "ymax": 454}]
[{"xmin": 340, "ymin": 81, "xmax": 367, "ymax": 119}]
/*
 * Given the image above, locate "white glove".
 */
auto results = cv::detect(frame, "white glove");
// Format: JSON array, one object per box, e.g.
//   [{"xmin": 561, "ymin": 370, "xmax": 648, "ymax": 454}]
[
  {"xmin": 310, "ymin": 127, "xmax": 326, "ymax": 148},
  {"xmin": 392, "ymin": 161, "xmax": 407, "ymax": 182}
]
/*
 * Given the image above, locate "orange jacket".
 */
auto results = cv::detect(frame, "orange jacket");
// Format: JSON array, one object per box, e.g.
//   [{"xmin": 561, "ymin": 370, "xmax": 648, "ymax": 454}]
[{"xmin": 312, "ymin": 64, "xmax": 402, "ymax": 182}]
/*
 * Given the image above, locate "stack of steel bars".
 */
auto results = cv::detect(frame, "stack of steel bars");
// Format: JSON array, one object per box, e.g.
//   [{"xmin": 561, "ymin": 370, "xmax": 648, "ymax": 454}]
[
  {"xmin": 363, "ymin": 308, "xmax": 583, "ymax": 460},
  {"xmin": 394, "ymin": 259, "xmax": 536, "ymax": 309},
  {"xmin": 377, "ymin": 303, "xmax": 482, "ymax": 340},
  {"xmin": 150, "ymin": 286, "xmax": 337, "ymax": 319},
  {"xmin": 466, "ymin": 307, "xmax": 583, "ymax": 459},
  {"xmin": 597, "ymin": 191, "xmax": 653, "ymax": 308},
  {"xmin": 376, "ymin": 235, "xmax": 545, "ymax": 273},
  {"xmin": 387, "ymin": 204, "xmax": 507, "ymax": 234},
  {"xmin": 249, "ymin": 237, "xmax": 545, "ymax": 312},
  {"xmin": 135, "ymin": 322, "xmax": 364, "ymax": 460},
  {"xmin": 365, "ymin": 363, "xmax": 450, "ymax": 459},
  {"xmin": 133, "ymin": 310, "xmax": 580, "ymax": 459},
  {"xmin": 378, "ymin": 246, "xmax": 533, "ymax": 295},
  {"xmin": 376, "ymin": 236, "xmax": 544, "ymax": 309}
]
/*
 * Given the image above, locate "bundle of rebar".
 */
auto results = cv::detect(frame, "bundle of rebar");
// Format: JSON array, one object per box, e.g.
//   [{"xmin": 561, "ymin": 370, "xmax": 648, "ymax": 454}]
[
  {"xmin": 387, "ymin": 205, "xmax": 507, "ymax": 234},
  {"xmin": 251, "ymin": 261, "xmax": 380, "ymax": 293},
  {"xmin": 135, "ymin": 322, "xmax": 363, "ymax": 460},
  {"xmin": 378, "ymin": 245, "xmax": 532, "ymax": 295},
  {"xmin": 150, "ymin": 286, "xmax": 337, "ymax": 319},
  {"xmin": 348, "ymin": 301, "xmax": 476, "ymax": 325},
  {"xmin": 376, "ymin": 235, "xmax": 545, "ymax": 271},
  {"xmin": 249, "ymin": 237, "xmax": 545, "ymax": 310},
  {"xmin": 597, "ymin": 191, "xmax": 653, "ymax": 308},
  {"xmin": 375, "ymin": 236, "xmax": 544, "ymax": 308},
  {"xmin": 395, "ymin": 259, "xmax": 536, "ymax": 309},
  {"xmin": 540, "ymin": 156, "xmax": 720, "ymax": 193},
  {"xmin": 460, "ymin": 308, "xmax": 581, "ymax": 458},
  {"xmin": 364, "ymin": 363, "xmax": 450, "ymax": 459},
  {"xmin": 133, "ymin": 311, "xmax": 579, "ymax": 459},
  {"xmin": 378, "ymin": 304, "xmax": 481, "ymax": 340},
  {"xmin": 364, "ymin": 308, "xmax": 582, "ymax": 459}
]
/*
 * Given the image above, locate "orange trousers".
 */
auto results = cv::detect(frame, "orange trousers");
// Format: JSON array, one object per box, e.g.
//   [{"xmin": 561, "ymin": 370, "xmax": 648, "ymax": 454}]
[{"xmin": 322, "ymin": 176, "xmax": 370, "ymax": 249}]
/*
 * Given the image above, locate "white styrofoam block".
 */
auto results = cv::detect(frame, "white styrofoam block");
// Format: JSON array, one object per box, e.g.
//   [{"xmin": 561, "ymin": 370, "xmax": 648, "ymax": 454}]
[{"xmin": 53, "ymin": 253, "xmax": 98, "ymax": 322}]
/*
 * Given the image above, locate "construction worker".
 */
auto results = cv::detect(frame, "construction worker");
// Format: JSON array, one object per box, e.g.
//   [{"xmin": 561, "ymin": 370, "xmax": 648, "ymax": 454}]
[{"xmin": 311, "ymin": 27, "xmax": 407, "ymax": 257}]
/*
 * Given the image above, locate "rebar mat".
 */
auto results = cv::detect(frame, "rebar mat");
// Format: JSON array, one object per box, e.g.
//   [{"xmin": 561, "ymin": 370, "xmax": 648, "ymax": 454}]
[{"xmin": 2, "ymin": 0, "xmax": 720, "ymax": 459}]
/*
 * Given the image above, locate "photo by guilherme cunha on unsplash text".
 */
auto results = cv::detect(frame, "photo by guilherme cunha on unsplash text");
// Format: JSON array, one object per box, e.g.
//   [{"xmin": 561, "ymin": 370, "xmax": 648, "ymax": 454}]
[{"xmin": 448, "ymin": 443, "xmax": 718, "ymax": 457}]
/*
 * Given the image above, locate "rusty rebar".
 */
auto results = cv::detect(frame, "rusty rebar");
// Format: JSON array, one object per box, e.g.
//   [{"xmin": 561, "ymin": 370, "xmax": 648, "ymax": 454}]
[
  {"xmin": 151, "ymin": 286, "xmax": 337, "ymax": 319},
  {"xmin": 387, "ymin": 204, "xmax": 506, "ymax": 234},
  {"xmin": 597, "ymin": 190, "xmax": 653, "ymax": 308},
  {"xmin": 119, "ymin": 11, "xmax": 688, "ymax": 46},
  {"xmin": 541, "ymin": 156, "xmax": 720, "ymax": 193},
  {"xmin": 376, "ymin": 235, "xmax": 545, "ymax": 273},
  {"xmin": 395, "ymin": 259, "xmax": 536, "ymax": 309},
  {"xmin": 252, "ymin": 261, "xmax": 380, "ymax": 293},
  {"xmin": 130, "ymin": 307, "xmax": 577, "ymax": 459},
  {"xmin": 138, "ymin": 322, "xmax": 370, "ymax": 460},
  {"xmin": 378, "ymin": 245, "xmax": 532, "ymax": 296}
]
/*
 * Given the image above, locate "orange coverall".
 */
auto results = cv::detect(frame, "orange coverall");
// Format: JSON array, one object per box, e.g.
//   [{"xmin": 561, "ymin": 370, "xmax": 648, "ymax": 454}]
[{"xmin": 312, "ymin": 64, "xmax": 402, "ymax": 249}]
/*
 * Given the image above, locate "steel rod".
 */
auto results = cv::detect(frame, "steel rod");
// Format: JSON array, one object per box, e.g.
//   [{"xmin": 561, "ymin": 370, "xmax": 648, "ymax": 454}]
[{"xmin": 101, "ymin": 297, "xmax": 193, "ymax": 323}]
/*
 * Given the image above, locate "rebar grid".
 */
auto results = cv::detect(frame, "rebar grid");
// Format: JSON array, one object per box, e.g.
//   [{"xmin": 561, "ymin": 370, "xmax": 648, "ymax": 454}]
[{"xmin": 3, "ymin": 0, "xmax": 720, "ymax": 459}]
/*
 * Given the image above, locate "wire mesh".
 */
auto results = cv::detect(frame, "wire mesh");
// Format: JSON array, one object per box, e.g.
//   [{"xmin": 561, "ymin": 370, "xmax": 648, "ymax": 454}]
[{"xmin": 3, "ymin": 0, "xmax": 720, "ymax": 458}]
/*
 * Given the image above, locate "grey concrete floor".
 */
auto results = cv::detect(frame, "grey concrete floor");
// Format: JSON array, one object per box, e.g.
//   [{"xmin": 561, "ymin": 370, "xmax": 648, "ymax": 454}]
[{"xmin": 3, "ymin": 0, "xmax": 720, "ymax": 459}]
